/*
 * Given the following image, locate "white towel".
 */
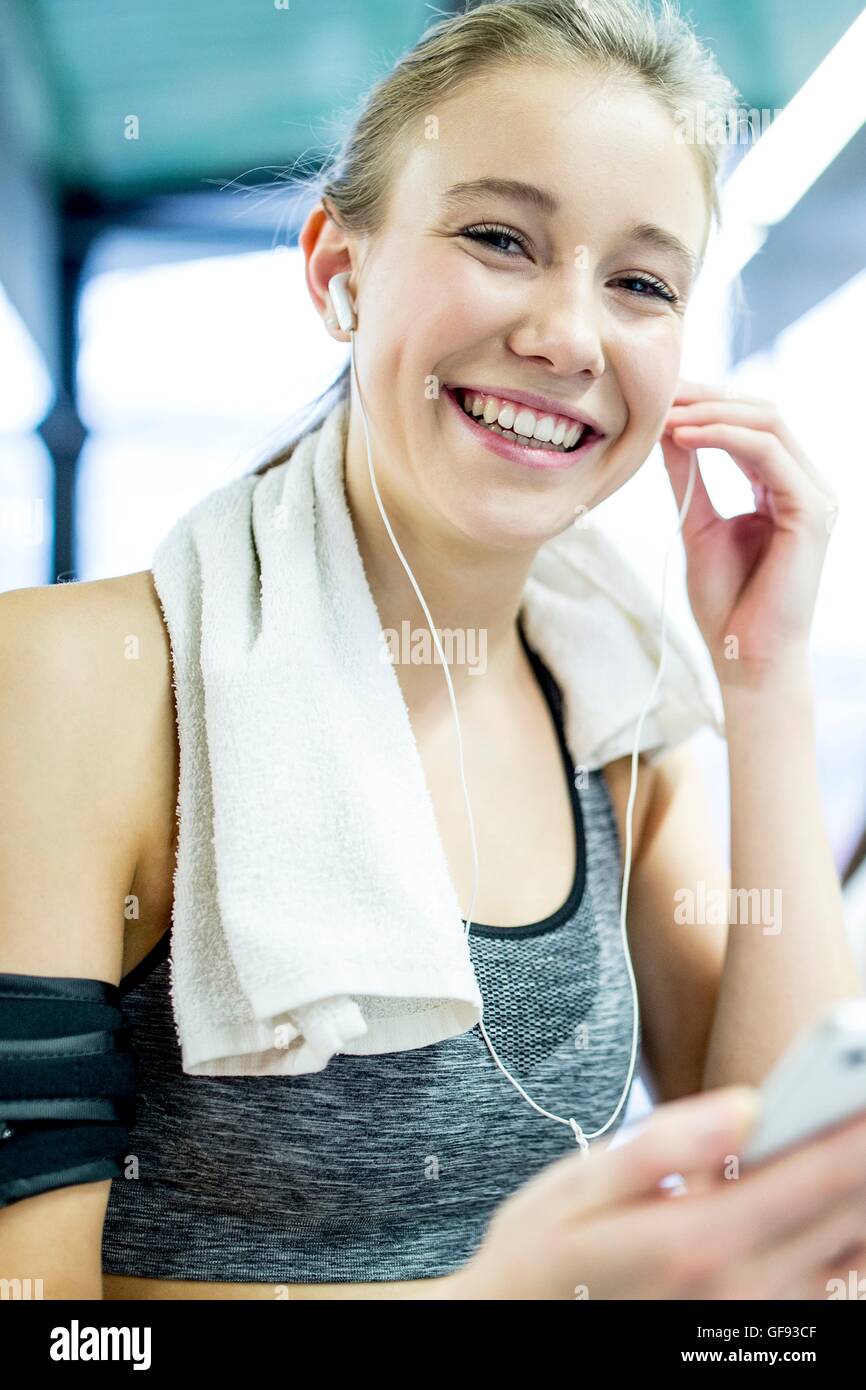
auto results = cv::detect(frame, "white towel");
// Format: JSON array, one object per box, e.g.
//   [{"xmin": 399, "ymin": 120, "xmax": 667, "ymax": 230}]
[{"xmin": 150, "ymin": 394, "xmax": 725, "ymax": 1077}]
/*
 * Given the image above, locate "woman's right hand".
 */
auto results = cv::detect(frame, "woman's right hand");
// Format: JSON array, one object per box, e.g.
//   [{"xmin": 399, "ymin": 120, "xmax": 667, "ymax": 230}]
[{"xmin": 448, "ymin": 1085, "xmax": 866, "ymax": 1300}]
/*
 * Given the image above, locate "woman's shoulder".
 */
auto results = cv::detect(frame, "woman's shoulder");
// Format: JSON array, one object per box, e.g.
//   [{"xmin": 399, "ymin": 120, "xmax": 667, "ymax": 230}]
[
  {"xmin": 0, "ymin": 569, "xmax": 178, "ymax": 881},
  {"xmin": 599, "ymin": 752, "xmax": 657, "ymax": 874},
  {"xmin": 1, "ymin": 567, "xmax": 168, "ymax": 645},
  {"xmin": 600, "ymin": 739, "xmax": 713, "ymax": 878},
  {"xmin": 0, "ymin": 570, "xmax": 177, "ymax": 983},
  {"xmin": 0, "ymin": 569, "xmax": 173, "ymax": 722}
]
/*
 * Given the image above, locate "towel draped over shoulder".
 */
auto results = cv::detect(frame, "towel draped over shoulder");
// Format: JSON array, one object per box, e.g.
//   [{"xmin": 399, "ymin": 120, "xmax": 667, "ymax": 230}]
[{"xmin": 150, "ymin": 395, "xmax": 724, "ymax": 1077}]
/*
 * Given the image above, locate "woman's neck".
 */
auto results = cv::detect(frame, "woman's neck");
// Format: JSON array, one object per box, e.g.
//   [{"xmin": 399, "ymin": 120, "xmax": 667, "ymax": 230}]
[{"xmin": 342, "ymin": 411, "xmax": 538, "ymax": 709}]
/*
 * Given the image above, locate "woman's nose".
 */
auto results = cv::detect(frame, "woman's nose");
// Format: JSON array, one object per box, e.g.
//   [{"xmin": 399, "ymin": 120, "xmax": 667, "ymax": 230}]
[{"xmin": 506, "ymin": 275, "xmax": 606, "ymax": 378}]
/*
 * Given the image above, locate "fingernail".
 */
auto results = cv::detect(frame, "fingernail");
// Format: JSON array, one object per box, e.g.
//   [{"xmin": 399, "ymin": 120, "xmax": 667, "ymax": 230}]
[{"xmin": 702, "ymin": 1085, "xmax": 761, "ymax": 1137}]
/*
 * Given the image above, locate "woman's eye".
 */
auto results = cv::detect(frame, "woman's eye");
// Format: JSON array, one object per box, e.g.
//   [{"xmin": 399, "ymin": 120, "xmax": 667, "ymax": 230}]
[
  {"xmin": 458, "ymin": 230, "xmax": 679, "ymax": 304},
  {"xmin": 460, "ymin": 224, "xmax": 531, "ymax": 258},
  {"xmin": 613, "ymin": 275, "xmax": 678, "ymax": 304}
]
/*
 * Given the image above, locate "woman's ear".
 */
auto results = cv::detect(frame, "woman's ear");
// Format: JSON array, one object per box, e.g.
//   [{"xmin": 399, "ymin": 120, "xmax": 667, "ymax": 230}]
[{"xmin": 299, "ymin": 201, "xmax": 355, "ymax": 342}]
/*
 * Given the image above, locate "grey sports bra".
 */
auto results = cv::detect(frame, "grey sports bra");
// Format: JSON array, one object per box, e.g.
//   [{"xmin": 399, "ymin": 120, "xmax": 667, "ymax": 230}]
[{"xmin": 101, "ymin": 630, "xmax": 641, "ymax": 1284}]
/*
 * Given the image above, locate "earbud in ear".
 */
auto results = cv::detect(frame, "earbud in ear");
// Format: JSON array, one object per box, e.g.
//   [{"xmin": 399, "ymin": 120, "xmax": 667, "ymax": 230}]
[{"xmin": 328, "ymin": 272, "xmax": 356, "ymax": 333}]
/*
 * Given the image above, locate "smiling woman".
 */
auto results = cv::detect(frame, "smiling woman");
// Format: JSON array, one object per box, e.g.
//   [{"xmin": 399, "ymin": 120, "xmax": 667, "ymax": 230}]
[
  {"xmin": 273, "ymin": 28, "xmax": 729, "ymax": 566},
  {"xmin": 5, "ymin": 0, "xmax": 866, "ymax": 1307}
]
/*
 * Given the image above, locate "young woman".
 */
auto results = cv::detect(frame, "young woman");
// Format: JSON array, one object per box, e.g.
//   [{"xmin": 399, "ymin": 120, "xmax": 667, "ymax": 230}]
[{"xmin": 2, "ymin": 0, "xmax": 866, "ymax": 1302}]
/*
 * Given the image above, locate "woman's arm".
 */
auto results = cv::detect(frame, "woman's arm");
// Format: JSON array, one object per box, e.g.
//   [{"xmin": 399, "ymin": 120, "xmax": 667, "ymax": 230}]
[
  {"xmin": 0, "ymin": 581, "xmax": 150, "ymax": 1298},
  {"xmin": 657, "ymin": 377, "xmax": 864, "ymax": 1093},
  {"xmin": 603, "ymin": 744, "xmax": 729, "ymax": 1104},
  {"xmin": 606, "ymin": 685, "xmax": 862, "ymax": 1108},
  {"xmin": 702, "ymin": 659, "xmax": 863, "ymax": 1090}
]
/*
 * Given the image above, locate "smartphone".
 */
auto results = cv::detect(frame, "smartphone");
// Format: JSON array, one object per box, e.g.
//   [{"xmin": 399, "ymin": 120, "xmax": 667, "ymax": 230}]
[{"xmin": 739, "ymin": 998, "xmax": 866, "ymax": 1168}]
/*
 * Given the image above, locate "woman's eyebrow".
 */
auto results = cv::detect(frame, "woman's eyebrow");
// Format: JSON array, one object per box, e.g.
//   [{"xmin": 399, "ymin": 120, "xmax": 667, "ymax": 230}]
[
  {"xmin": 623, "ymin": 222, "xmax": 701, "ymax": 285},
  {"xmin": 440, "ymin": 178, "xmax": 700, "ymax": 283},
  {"xmin": 441, "ymin": 176, "xmax": 559, "ymax": 217}
]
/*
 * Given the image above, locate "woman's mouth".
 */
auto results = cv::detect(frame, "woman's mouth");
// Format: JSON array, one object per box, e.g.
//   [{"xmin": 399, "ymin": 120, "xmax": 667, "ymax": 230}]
[{"xmin": 443, "ymin": 386, "xmax": 604, "ymax": 471}]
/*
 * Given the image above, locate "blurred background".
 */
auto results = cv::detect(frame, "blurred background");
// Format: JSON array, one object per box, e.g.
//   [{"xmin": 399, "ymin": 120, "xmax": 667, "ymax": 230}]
[{"xmin": 1, "ymin": 1, "xmax": 865, "ymax": 1062}]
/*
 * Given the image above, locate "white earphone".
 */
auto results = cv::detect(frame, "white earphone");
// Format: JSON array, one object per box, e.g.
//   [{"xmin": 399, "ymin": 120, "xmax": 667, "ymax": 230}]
[
  {"xmin": 327, "ymin": 270, "xmax": 697, "ymax": 1152},
  {"xmin": 329, "ymin": 270, "xmax": 357, "ymax": 334}
]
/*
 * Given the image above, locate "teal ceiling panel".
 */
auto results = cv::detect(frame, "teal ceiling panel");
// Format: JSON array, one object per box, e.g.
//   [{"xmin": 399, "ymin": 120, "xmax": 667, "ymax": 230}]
[
  {"xmin": 681, "ymin": 0, "xmax": 864, "ymax": 110},
  {"xmin": 12, "ymin": 0, "xmax": 866, "ymax": 195},
  {"xmin": 23, "ymin": 0, "xmax": 433, "ymax": 193}
]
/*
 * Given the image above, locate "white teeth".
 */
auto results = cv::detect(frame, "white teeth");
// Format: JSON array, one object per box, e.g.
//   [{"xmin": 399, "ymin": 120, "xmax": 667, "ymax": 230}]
[
  {"xmin": 513, "ymin": 407, "xmax": 537, "ymax": 439},
  {"xmin": 484, "ymin": 421, "xmax": 577, "ymax": 450},
  {"xmin": 457, "ymin": 388, "xmax": 587, "ymax": 451},
  {"xmin": 457, "ymin": 388, "xmax": 587, "ymax": 453}
]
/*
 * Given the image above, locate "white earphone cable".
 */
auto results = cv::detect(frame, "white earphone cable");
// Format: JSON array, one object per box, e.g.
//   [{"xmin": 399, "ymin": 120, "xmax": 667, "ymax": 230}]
[{"xmin": 345, "ymin": 305, "xmax": 696, "ymax": 1153}]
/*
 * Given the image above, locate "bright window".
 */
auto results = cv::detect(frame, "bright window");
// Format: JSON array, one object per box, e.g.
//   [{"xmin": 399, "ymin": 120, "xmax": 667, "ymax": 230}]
[{"xmin": 75, "ymin": 234, "xmax": 348, "ymax": 578}]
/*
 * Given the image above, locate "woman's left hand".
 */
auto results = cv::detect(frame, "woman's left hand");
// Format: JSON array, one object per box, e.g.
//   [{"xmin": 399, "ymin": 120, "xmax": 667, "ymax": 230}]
[{"xmin": 659, "ymin": 379, "xmax": 839, "ymax": 689}]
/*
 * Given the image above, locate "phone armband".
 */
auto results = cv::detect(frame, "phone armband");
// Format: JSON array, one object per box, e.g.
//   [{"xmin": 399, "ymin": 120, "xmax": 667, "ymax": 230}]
[{"xmin": 0, "ymin": 972, "xmax": 137, "ymax": 1208}]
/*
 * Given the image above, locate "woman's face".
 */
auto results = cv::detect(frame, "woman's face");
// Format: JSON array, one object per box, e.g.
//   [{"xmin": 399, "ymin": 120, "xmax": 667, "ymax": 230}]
[{"xmin": 333, "ymin": 62, "xmax": 710, "ymax": 552}]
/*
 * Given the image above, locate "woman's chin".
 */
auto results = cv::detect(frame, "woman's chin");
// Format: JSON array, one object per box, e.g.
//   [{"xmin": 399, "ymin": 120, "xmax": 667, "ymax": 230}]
[{"xmin": 435, "ymin": 491, "xmax": 571, "ymax": 555}]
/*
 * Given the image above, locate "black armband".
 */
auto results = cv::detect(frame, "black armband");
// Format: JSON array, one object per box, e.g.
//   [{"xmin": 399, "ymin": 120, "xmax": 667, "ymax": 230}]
[{"xmin": 0, "ymin": 972, "xmax": 137, "ymax": 1208}]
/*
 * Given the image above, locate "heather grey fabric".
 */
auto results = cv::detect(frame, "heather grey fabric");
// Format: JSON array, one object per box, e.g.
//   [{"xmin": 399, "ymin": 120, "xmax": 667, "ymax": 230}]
[{"xmin": 101, "ymin": 645, "xmax": 639, "ymax": 1284}]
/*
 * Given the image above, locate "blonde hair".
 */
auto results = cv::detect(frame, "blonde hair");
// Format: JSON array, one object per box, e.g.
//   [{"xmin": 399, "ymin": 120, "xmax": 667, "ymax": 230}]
[{"xmin": 249, "ymin": 0, "xmax": 739, "ymax": 476}]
